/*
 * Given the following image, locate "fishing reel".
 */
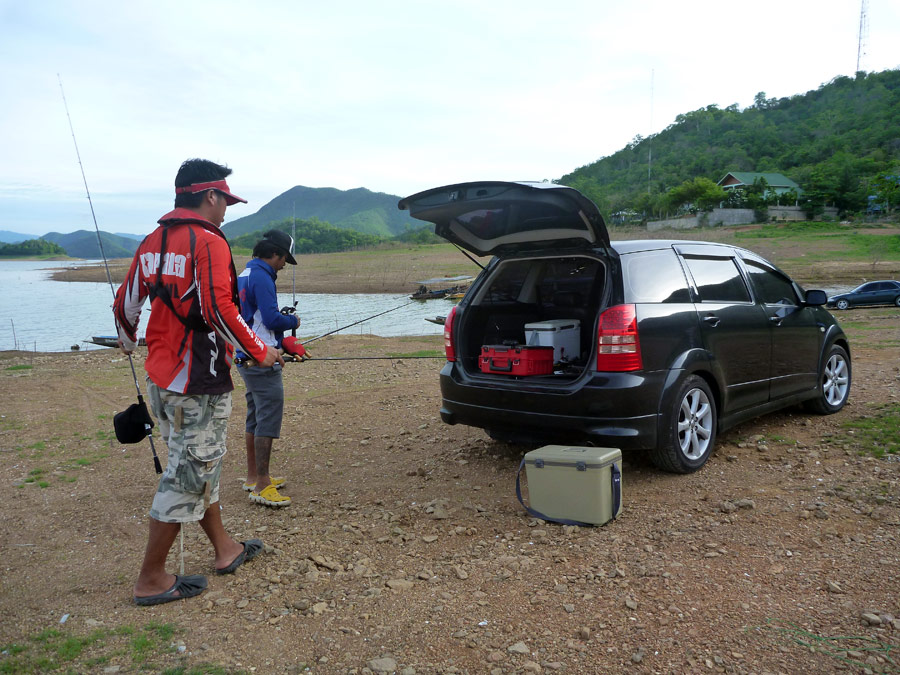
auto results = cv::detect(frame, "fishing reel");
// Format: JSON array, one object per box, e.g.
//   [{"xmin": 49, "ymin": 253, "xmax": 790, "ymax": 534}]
[
  {"xmin": 280, "ymin": 305, "xmax": 297, "ymax": 316},
  {"xmin": 282, "ymin": 336, "xmax": 311, "ymax": 361}
]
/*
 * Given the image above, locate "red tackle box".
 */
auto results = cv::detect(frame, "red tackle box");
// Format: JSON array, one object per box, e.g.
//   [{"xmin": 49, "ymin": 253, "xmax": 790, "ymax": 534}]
[{"xmin": 479, "ymin": 345, "xmax": 553, "ymax": 376}]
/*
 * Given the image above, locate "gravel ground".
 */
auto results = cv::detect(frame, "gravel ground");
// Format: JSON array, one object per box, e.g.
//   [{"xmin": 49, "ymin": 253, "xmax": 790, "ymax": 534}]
[{"xmin": 1, "ymin": 324, "xmax": 898, "ymax": 674}]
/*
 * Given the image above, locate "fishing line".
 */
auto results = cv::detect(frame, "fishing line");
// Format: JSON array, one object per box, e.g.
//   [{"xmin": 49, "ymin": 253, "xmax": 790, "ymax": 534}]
[
  {"xmin": 58, "ymin": 74, "xmax": 162, "ymax": 475},
  {"xmin": 300, "ymin": 300, "xmax": 417, "ymax": 346},
  {"xmin": 290, "ymin": 355, "xmax": 443, "ymax": 361}
]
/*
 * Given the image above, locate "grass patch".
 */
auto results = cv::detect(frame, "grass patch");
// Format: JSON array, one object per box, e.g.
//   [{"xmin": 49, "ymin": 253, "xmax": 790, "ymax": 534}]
[
  {"xmin": 733, "ymin": 222, "xmax": 900, "ymax": 262},
  {"xmin": 0, "ymin": 622, "xmax": 211, "ymax": 673},
  {"xmin": 839, "ymin": 320, "xmax": 884, "ymax": 332},
  {"xmin": 757, "ymin": 619, "xmax": 898, "ymax": 672},
  {"xmin": 735, "ymin": 222, "xmax": 851, "ymax": 239},
  {"xmin": 840, "ymin": 404, "xmax": 900, "ymax": 457},
  {"xmin": 24, "ymin": 469, "xmax": 43, "ymax": 484},
  {"xmin": 4, "ymin": 364, "xmax": 33, "ymax": 371}
]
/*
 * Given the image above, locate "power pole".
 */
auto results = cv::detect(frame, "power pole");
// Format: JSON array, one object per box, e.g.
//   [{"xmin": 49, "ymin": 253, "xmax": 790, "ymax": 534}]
[
  {"xmin": 648, "ymin": 69, "xmax": 654, "ymax": 197},
  {"xmin": 856, "ymin": 0, "xmax": 868, "ymax": 73}
]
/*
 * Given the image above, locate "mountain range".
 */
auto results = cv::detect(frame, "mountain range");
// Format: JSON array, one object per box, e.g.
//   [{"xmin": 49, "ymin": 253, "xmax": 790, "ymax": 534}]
[
  {"xmin": 222, "ymin": 186, "xmax": 418, "ymax": 239},
  {"xmin": 40, "ymin": 231, "xmax": 144, "ymax": 259}
]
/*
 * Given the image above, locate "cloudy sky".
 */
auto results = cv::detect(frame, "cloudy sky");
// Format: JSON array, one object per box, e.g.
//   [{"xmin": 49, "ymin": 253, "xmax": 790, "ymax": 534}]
[{"xmin": 1, "ymin": 0, "xmax": 898, "ymax": 237}]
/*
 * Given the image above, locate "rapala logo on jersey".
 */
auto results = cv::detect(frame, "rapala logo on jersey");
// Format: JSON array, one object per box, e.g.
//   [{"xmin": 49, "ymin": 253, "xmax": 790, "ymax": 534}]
[{"xmin": 140, "ymin": 252, "xmax": 187, "ymax": 279}]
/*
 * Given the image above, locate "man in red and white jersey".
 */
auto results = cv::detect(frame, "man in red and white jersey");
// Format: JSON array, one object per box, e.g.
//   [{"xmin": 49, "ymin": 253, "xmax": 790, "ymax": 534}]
[{"xmin": 114, "ymin": 158, "xmax": 283, "ymax": 606}]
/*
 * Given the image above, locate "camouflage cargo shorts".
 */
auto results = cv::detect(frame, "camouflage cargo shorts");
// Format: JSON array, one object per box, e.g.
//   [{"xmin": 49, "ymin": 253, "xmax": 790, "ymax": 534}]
[{"xmin": 146, "ymin": 380, "xmax": 233, "ymax": 523}]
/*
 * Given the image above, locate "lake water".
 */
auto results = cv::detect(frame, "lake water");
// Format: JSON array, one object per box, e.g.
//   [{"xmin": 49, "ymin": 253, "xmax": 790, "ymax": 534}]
[{"xmin": 0, "ymin": 260, "xmax": 454, "ymax": 353}]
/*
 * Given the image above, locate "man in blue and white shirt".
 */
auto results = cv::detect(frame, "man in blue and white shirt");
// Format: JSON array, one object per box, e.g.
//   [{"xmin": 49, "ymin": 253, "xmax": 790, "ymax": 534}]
[{"xmin": 236, "ymin": 229, "xmax": 299, "ymax": 507}]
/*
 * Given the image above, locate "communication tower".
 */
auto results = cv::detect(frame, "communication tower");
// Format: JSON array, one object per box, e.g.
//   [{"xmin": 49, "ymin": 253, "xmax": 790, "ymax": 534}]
[{"xmin": 856, "ymin": 0, "xmax": 869, "ymax": 73}]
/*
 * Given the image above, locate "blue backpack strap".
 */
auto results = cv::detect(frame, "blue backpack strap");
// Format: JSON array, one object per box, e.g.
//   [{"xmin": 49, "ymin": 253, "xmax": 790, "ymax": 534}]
[{"xmin": 515, "ymin": 457, "xmax": 594, "ymax": 527}]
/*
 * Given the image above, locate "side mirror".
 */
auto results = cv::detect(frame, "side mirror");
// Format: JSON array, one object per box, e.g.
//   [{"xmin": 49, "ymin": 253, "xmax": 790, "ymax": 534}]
[{"xmin": 805, "ymin": 289, "xmax": 827, "ymax": 306}]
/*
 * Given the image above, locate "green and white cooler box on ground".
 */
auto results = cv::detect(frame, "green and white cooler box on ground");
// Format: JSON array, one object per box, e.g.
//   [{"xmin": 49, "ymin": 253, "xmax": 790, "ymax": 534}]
[{"xmin": 518, "ymin": 445, "xmax": 622, "ymax": 526}]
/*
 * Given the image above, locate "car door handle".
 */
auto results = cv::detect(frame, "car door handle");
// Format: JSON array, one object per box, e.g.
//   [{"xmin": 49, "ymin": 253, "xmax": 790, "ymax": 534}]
[
  {"xmin": 769, "ymin": 316, "xmax": 783, "ymax": 326},
  {"xmin": 702, "ymin": 314, "xmax": 720, "ymax": 327}
]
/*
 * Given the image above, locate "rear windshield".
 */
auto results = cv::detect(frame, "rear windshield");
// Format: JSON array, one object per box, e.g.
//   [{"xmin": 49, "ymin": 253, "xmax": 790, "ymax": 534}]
[
  {"xmin": 482, "ymin": 257, "xmax": 602, "ymax": 306},
  {"xmin": 455, "ymin": 204, "xmax": 589, "ymax": 242},
  {"xmin": 621, "ymin": 250, "xmax": 691, "ymax": 303}
]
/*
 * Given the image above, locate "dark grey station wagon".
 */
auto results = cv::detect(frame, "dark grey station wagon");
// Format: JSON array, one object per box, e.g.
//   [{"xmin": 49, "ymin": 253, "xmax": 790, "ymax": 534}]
[{"xmin": 399, "ymin": 181, "xmax": 851, "ymax": 473}]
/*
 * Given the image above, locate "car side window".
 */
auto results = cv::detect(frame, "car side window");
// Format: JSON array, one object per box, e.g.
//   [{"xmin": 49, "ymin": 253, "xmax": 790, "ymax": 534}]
[
  {"xmin": 744, "ymin": 261, "xmax": 799, "ymax": 305},
  {"xmin": 622, "ymin": 250, "xmax": 691, "ymax": 303},
  {"xmin": 682, "ymin": 256, "xmax": 751, "ymax": 303}
]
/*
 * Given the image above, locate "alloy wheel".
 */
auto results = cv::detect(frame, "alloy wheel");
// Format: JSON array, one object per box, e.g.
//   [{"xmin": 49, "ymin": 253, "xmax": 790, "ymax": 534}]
[
  {"xmin": 823, "ymin": 353, "xmax": 850, "ymax": 407},
  {"xmin": 676, "ymin": 387, "xmax": 713, "ymax": 461}
]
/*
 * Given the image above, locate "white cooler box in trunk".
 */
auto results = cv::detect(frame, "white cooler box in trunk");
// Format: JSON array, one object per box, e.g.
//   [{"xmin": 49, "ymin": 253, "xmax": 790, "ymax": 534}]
[{"xmin": 524, "ymin": 319, "xmax": 580, "ymax": 364}]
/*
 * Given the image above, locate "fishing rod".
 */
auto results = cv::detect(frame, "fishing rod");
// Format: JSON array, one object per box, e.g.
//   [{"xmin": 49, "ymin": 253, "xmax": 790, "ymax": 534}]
[
  {"xmin": 59, "ymin": 74, "xmax": 162, "ymax": 474},
  {"xmin": 307, "ymin": 356, "xmax": 443, "ymax": 361},
  {"xmin": 285, "ymin": 355, "xmax": 443, "ymax": 362},
  {"xmin": 238, "ymin": 300, "xmax": 417, "ymax": 365},
  {"xmin": 300, "ymin": 300, "xmax": 416, "ymax": 346},
  {"xmin": 291, "ymin": 203, "xmax": 297, "ymax": 337}
]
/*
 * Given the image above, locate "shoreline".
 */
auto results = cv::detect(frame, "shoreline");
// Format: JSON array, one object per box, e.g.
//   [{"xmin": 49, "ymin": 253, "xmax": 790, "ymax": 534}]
[{"xmin": 46, "ymin": 246, "xmax": 488, "ymax": 294}]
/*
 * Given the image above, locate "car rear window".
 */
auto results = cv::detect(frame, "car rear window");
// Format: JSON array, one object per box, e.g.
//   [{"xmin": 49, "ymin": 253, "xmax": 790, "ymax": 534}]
[
  {"xmin": 622, "ymin": 250, "xmax": 691, "ymax": 303},
  {"xmin": 481, "ymin": 257, "xmax": 601, "ymax": 305},
  {"xmin": 683, "ymin": 256, "xmax": 751, "ymax": 303}
]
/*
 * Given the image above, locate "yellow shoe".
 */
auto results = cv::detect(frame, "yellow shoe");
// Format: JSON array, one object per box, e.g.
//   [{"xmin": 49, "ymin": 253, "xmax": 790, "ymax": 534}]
[
  {"xmin": 242, "ymin": 476, "xmax": 286, "ymax": 492},
  {"xmin": 249, "ymin": 483, "xmax": 292, "ymax": 507}
]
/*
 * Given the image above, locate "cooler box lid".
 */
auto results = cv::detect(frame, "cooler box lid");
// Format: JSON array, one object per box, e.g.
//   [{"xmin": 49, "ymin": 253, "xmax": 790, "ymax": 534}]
[{"xmin": 524, "ymin": 319, "xmax": 580, "ymax": 332}]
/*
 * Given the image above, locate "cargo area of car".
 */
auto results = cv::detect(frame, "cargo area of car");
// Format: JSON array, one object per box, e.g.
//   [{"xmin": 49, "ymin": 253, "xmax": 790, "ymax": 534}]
[{"xmin": 455, "ymin": 255, "xmax": 606, "ymax": 381}]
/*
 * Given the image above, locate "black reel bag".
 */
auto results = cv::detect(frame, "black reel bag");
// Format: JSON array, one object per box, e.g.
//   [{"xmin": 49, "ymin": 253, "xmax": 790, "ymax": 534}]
[{"xmin": 114, "ymin": 399, "xmax": 155, "ymax": 444}]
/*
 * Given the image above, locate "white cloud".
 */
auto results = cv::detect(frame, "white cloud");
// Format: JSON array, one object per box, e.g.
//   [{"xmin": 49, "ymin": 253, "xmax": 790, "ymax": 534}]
[{"xmin": 1, "ymin": 0, "xmax": 897, "ymax": 236}]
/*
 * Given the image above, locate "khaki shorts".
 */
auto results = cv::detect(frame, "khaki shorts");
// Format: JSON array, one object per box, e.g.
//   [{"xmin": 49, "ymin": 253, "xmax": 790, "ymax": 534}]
[{"xmin": 146, "ymin": 380, "xmax": 232, "ymax": 523}]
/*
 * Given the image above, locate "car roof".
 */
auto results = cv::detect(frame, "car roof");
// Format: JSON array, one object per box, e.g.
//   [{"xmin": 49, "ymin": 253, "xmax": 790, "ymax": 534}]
[{"xmin": 611, "ymin": 239, "xmax": 743, "ymax": 254}]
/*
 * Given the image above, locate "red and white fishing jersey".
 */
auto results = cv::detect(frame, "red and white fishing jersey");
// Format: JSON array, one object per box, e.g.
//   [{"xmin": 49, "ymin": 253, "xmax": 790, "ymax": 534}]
[{"xmin": 114, "ymin": 208, "xmax": 268, "ymax": 394}]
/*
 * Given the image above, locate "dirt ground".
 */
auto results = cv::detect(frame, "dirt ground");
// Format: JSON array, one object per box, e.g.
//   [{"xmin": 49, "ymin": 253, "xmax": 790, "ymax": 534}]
[{"xmin": 1, "ymin": 311, "xmax": 899, "ymax": 672}]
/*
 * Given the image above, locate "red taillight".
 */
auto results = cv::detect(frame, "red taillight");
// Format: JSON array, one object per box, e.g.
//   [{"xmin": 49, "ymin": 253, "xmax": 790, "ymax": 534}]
[
  {"xmin": 444, "ymin": 305, "xmax": 458, "ymax": 362},
  {"xmin": 596, "ymin": 304, "xmax": 642, "ymax": 371}
]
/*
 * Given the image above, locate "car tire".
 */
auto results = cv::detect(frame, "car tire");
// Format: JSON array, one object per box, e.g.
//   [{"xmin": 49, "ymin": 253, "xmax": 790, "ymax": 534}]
[
  {"xmin": 804, "ymin": 344, "xmax": 851, "ymax": 414},
  {"xmin": 651, "ymin": 375, "xmax": 717, "ymax": 474},
  {"xmin": 894, "ymin": 296, "xmax": 900, "ymax": 308},
  {"xmin": 835, "ymin": 299, "xmax": 850, "ymax": 310}
]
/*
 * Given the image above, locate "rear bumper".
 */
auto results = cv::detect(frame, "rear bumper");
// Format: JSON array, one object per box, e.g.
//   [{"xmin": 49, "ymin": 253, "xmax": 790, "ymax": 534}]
[{"xmin": 439, "ymin": 363, "xmax": 668, "ymax": 450}]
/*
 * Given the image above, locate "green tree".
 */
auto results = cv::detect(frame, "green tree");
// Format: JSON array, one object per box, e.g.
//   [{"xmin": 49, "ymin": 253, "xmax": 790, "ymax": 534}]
[
  {"xmin": 871, "ymin": 168, "xmax": 900, "ymax": 212},
  {"xmin": 664, "ymin": 177, "xmax": 727, "ymax": 212},
  {"xmin": 0, "ymin": 239, "xmax": 67, "ymax": 257}
]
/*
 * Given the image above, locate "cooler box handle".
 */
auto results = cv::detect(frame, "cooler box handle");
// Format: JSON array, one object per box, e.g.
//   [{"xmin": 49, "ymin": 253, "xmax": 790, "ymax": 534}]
[{"xmin": 515, "ymin": 456, "xmax": 621, "ymax": 526}]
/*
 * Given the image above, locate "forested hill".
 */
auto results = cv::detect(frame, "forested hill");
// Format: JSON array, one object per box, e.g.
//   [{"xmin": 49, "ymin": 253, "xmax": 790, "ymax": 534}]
[
  {"xmin": 41, "ymin": 230, "xmax": 140, "ymax": 259},
  {"xmin": 561, "ymin": 69, "xmax": 900, "ymax": 217},
  {"xmin": 223, "ymin": 186, "xmax": 419, "ymax": 239}
]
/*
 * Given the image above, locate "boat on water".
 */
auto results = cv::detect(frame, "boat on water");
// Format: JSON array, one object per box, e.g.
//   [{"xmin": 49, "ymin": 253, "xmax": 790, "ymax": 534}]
[
  {"xmin": 424, "ymin": 316, "xmax": 446, "ymax": 326},
  {"xmin": 409, "ymin": 275, "xmax": 473, "ymax": 300},
  {"xmin": 89, "ymin": 335, "xmax": 146, "ymax": 348},
  {"xmin": 410, "ymin": 286, "xmax": 449, "ymax": 300}
]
